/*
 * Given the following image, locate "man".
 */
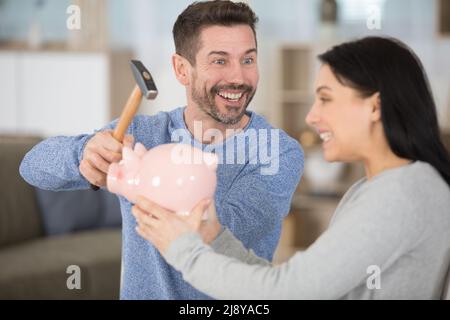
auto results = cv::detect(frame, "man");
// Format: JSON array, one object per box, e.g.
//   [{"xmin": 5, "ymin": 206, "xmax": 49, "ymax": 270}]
[{"xmin": 20, "ymin": 0, "xmax": 303, "ymax": 299}]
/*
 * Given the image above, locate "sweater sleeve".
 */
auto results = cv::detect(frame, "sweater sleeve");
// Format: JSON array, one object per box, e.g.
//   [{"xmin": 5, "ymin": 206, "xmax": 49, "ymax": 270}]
[
  {"xmin": 19, "ymin": 120, "xmax": 120, "ymax": 191},
  {"xmin": 165, "ymin": 183, "xmax": 424, "ymax": 300},
  {"xmin": 211, "ymin": 228, "xmax": 271, "ymax": 266}
]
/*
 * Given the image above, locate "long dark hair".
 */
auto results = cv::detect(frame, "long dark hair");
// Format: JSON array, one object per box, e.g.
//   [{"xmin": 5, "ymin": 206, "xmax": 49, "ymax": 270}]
[{"xmin": 318, "ymin": 36, "xmax": 450, "ymax": 187}]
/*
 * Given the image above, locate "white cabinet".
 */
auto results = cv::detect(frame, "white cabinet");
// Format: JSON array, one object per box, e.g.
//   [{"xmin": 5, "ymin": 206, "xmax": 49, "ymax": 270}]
[
  {"xmin": 0, "ymin": 50, "xmax": 133, "ymax": 137},
  {"xmin": 0, "ymin": 53, "xmax": 18, "ymax": 132}
]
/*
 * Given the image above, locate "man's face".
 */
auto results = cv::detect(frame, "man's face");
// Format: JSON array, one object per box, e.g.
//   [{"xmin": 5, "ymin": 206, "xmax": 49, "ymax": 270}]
[{"xmin": 189, "ymin": 24, "xmax": 259, "ymax": 125}]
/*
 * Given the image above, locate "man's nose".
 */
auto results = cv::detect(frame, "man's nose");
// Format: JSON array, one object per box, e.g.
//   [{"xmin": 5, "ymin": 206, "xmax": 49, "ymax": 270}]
[{"xmin": 226, "ymin": 62, "xmax": 245, "ymax": 85}]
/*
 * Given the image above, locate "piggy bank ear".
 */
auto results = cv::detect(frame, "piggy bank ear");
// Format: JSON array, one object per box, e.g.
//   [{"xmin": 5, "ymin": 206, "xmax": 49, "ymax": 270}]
[
  {"xmin": 122, "ymin": 147, "xmax": 140, "ymax": 166},
  {"xmin": 134, "ymin": 143, "xmax": 147, "ymax": 158},
  {"xmin": 203, "ymin": 152, "xmax": 218, "ymax": 171}
]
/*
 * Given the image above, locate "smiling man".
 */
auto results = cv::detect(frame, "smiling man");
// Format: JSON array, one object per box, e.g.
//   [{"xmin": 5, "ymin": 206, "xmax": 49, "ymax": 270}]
[{"xmin": 20, "ymin": 0, "xmax": 303, "ymax": 299}]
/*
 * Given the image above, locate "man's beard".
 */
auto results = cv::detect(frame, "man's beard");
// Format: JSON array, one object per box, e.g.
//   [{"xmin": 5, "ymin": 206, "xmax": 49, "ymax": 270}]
[{"xmin": 192, "ymin": 83, "xmax": 255, "ymax": 125}]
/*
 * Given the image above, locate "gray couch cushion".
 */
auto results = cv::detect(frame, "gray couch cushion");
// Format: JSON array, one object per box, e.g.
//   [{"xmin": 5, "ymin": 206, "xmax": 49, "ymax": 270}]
[
  {"xmin": 35, "ymin": 188, "xmax": 122, "ymax": 236},
  {"xmin": 0, "ymin": 228, "xmax": 121, "ymax": 299},
  {"xmin": 0, "ymin": 136, "xmax": 44, "ymax": 247}
]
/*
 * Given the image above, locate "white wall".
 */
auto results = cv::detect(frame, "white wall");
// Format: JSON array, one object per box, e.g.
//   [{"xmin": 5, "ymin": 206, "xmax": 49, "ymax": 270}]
[
  {"xmin": 0, "ymin": 0, "xmax": 449, "ymax": 133},
  {"xmin": 125, "ymin": 0, "xmax": 450, "ymax": 127}
]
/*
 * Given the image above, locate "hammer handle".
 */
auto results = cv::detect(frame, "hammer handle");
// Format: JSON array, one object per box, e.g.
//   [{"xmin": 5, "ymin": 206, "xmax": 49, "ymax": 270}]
[
  {"xmin": 113, "ymin": 85, "xmax": 142, "ymax": 142},
  {"xmin": 90, "ymin": 85, "xmax": 142, "ymax": 191}
]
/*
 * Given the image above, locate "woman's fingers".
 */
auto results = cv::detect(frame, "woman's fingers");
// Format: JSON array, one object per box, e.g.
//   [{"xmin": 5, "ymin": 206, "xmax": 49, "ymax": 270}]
[
  {"xmin": 190, "ymin": 199, "xmax": 212, "ymax": 223},
  {"xmin": 135, "ymin": 196, "xmax": 173, "ymax": 220},
  {"xmin": 132, "ymin": 205, "xmax": 159, "ymax": 229}
]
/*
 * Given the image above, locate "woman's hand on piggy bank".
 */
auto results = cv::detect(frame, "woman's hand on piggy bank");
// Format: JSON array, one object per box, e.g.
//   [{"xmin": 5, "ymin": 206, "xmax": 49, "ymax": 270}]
[
  {"xmin": 80, "ymin": 130, "xmax": 134, "ymax": 188},
  {"xmin": 132, "ymin": 196, "xmax": 222, "ymax": 255}
]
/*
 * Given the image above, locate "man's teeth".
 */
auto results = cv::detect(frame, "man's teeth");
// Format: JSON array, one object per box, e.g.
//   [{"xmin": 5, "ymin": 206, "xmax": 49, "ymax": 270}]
[
  {"xmin": 320, "ymin": 132, "xmax": 332, "ymax": 142},
  {"xmin": 218, "ymin": 92, "xmax": 243, "ymax": 101}
]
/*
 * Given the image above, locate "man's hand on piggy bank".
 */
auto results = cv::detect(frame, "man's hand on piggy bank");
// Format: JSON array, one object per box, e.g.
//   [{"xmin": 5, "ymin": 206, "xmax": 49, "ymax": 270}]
[
  {"xmin": 80, "ymin": 130, "xmax": 134, "ymax": 188},
  {"xmin": 132, "ymin": 196, "xmax": 221, "ymax": 255}
]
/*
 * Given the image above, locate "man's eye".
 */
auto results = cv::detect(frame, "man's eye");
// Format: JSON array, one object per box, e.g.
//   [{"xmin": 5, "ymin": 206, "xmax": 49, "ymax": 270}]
[
  {"xmin": 319, "ymin": 97, "xmax": 331, "ymax": 103},
  {"xmin": 213, "ymin": 59, "xmax": 226, "ymax": 65},
  {"xmin": 243, "ymin": 57, "xmax": 254, "ymax": 65}
]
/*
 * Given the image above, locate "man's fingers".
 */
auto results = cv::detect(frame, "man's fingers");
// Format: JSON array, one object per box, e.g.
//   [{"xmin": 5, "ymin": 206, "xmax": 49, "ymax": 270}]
[
  {"xmin": 98, "ymin": 147, "xmax": 122, "ymax": 164},
  {"xmin": 85, "ymin": 152, "xmax": 111, "ymax": 174},
  {"xmin": 79, "ymin": 159, "xmax": 106, "ymax": 187},
  {"xmin": 98, "ymin": 130, "xmax": 123, "ymax": 154},
  {"xmin": 123, "ymin": 135, "xmax": 135, "ymax": 149}
]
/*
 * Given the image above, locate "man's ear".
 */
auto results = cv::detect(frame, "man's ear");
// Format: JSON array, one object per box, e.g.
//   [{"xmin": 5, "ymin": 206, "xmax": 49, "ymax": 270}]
[
  {"xmin": 370, "ymin": 92, "xmax": 382, "ymax": 122},
  {"xmin": 172, "ymin": 54, "xmax": 191, "ymax": 86}
]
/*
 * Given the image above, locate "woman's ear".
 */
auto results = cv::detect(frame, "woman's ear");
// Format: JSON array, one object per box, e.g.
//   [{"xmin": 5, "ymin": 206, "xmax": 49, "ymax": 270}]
[
  {"xmin": 370, "ymin": 93, "xmax": 382, "ymax": 122},
  {"xmin": 172, "ymin": 54, "xmax": 191, "ymax": 86}
]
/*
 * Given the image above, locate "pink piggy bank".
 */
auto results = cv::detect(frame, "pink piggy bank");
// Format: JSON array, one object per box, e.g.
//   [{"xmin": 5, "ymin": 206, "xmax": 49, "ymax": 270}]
[{"xmin": 107, "ymin": 143, "xmax": 218, "ymax": 216}]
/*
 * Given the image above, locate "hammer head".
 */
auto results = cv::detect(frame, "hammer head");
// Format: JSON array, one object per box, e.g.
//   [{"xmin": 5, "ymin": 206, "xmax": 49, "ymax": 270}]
[{"xmin": 130, "ymin": 60, "xmax": 158, "ymax": 100}]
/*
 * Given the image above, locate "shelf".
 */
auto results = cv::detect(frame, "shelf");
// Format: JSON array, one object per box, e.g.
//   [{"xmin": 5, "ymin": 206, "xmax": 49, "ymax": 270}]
[
  {"xmin": 281, "ymin": 90, "xmax": 313, "ymax": 103},
  {"xmin": 277, "ymin": 44, "xmax": 315, "ymax": 138},
  {"xmin": 438, "ymin": 0, "xmax": 450, "ymax": 37},
  {"xmin": 280, "ymin": 47, "xmax": 312, "ymax": 92},
  {"xmin": 281, "ymin": 102, "xmax": 311, "ymax": 138}
]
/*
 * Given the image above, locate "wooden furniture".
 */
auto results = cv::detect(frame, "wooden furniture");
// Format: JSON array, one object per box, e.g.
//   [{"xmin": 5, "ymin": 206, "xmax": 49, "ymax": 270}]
[
  {"xmin": 438, "ymin": 0, "xmax": 450, "ymax": 37},
  {"xmin": 275, "ymin": 44, "xmax": 315, "ymax": 140}
]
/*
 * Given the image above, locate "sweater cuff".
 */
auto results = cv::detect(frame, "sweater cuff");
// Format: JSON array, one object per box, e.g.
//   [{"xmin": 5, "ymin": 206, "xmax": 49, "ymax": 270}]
[
  {"xmin": 77, "ymin": 133, "xmax": 95, "ymax": 165},
  {"xmin": 165, "ymin": 232, "xmax": 204, "ymax": 266},
  {"xmin": 210, "ymin": 227, "xmax": 238, "ymax": 255}
]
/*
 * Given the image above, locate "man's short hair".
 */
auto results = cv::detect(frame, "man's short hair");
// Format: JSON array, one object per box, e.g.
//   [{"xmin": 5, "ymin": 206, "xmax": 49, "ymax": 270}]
[{"xmin": 173, "ymin": 0, "xmax": 259, "ymax": 65}]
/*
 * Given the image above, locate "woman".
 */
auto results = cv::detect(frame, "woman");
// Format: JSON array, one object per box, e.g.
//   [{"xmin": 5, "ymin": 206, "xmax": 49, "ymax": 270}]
[{"xmin": 132, "ymin": 37, "xmax": 450, "ymax": 299}]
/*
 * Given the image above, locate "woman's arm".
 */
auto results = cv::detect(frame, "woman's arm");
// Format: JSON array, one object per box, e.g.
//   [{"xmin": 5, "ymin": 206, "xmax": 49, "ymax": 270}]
[
  {"xmin": 133, "ymin": 183, "xmax": 423, "ymax": 299},
  {"xmin": 211, "ymin": 228, "xmax": 271, "ymax": 266}
]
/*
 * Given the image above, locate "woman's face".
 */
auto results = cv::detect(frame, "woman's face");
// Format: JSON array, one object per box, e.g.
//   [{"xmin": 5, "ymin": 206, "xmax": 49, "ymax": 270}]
[{"xmin": 306, "ymin": 64, "xmax": 378, "ymax": 162}]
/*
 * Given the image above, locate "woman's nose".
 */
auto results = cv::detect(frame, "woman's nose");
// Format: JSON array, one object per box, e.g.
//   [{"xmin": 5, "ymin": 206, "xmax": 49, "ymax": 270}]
[{"xmin": 305, "ymin": 104, "xmax": 319, "ymax": 128}]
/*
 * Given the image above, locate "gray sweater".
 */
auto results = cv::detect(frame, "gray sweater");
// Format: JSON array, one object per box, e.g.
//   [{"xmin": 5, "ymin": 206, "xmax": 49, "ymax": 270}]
[{"xmin": 166, "ymin": 161, "xmax": 450, "ymax": 299}]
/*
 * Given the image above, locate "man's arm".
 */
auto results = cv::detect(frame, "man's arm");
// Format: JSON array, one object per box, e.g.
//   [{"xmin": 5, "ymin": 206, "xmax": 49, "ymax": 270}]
[{"xmin": 19, "ymin": 120, "xmax": 129, "ymax": 191}]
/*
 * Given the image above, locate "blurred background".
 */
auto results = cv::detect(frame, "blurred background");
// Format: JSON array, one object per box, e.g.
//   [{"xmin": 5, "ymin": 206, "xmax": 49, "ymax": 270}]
[{"xmin": 0, "ymin": 0, "xmax": 449, "ymax": 299}]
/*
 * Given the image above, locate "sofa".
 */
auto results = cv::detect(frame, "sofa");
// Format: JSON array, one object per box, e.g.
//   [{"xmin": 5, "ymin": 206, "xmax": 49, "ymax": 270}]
[{"xmin": 0, "ymin": 135, "xmax": 122, "ymax": 299}]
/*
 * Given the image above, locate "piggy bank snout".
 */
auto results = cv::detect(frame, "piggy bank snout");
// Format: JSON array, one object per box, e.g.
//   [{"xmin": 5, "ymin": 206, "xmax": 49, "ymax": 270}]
[
  {"xmin": 107, "ymin": 163, "xmax": 122, "ymax": 193},
  {"xmin": 108, "ymin": 162, "xmax": 121, "ymax": 179}
]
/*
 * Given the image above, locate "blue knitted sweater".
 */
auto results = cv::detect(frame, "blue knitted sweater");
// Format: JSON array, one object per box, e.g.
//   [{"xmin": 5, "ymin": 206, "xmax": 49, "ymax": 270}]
[{"xmin": 19, "ymin": 107, "xmax": 303, "ymax": 299}]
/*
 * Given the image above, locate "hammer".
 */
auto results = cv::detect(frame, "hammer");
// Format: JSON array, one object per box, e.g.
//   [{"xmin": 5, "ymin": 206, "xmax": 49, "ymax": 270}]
[{"xmin": 91, "ymin": 60, "xmax": 158, "ymax": 190}]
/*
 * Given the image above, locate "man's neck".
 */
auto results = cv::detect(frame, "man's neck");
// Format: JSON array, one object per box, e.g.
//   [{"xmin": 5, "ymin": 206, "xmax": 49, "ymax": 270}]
[{"xmin": 183, "ymin": 106, "xmax": 250, "ymax": 145}]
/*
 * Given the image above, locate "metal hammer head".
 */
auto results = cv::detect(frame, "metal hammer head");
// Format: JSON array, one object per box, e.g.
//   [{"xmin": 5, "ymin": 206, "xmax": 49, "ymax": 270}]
[{"xmin": 130, "ymin": 60, "xmax": 158, "ymax": 100}]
